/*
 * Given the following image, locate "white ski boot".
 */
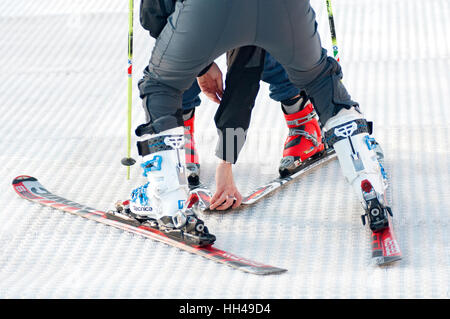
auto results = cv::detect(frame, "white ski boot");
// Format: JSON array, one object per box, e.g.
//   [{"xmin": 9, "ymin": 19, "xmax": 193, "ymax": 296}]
[
  {"xmin": 324, "ymin": 107, "xmax": 391, "ymax": 232},
  {"xmin": 124, "ymin": 127, "xmax": 215, "ymax": 246}
]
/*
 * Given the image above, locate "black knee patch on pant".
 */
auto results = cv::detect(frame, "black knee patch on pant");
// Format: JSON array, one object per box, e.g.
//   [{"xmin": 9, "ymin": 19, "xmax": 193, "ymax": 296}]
[
  {"xmin": 136, "ymin": 67, "xmax": 184, "ymax": 136},
  {"xmin": 135, "ymin": 110, "xmax": 184, "ymax": 136}
]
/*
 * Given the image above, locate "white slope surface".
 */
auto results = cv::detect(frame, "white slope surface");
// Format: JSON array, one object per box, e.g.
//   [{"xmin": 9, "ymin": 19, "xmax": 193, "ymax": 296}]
[{"xmin": 0, "ymin": 0, "xmax": 448, "ymax": 298}]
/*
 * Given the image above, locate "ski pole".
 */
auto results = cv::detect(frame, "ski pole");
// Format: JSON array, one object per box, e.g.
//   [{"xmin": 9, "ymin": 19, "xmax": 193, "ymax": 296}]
[
  {"xmin": 326, "ymin": 0, "xmax": 340, "ymax": 62},
  {"xmin": 121, "ymin": 0, "xmax": 137, "ymax": 177}
]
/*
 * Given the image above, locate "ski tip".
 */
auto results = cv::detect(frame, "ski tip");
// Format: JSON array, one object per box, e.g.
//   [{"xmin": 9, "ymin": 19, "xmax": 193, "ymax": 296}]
[
  {"xmin": 233, "ymin": 264, "xmax": 287, "ymax": 275},
  {"xmin": 375, "ymin": 255, "xmax": 402, "ymax": 266},
  {"xmin": 258, "ymin": 267, "xmax": 288, "ymax": 275},
  {"xmin": 12, "ymin": 175, "xmax": 37, "ymax": 184}
]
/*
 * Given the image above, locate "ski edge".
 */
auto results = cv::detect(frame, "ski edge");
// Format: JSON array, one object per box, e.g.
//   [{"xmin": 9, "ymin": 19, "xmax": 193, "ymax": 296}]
[
  {"xmin": 189, "ymin": 150, "xmax": 337, "ymax": 208},
  {"xmin": 242, "ymin": 150, "xmax": 337, "ymax": 205}
]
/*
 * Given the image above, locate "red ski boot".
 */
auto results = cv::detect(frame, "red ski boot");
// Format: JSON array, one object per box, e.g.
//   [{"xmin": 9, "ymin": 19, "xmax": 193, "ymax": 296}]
[
  {"xmin": 279, "ymin": 99, "xmax": 326, "ymax": 177},
  {"xmin": 183, "ymin": 110, "xmax": 201, "ymax": 187}
]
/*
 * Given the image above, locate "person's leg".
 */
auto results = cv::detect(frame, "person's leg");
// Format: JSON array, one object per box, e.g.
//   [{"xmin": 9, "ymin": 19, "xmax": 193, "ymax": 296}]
[
  {"xmin": 261, "ymin": 52, "xmax": 300, "ymax": 104},
  {"xmin": 137, "ymin": 0, "xmax": 256, "ymax": 135},
  {"xmin": 256, "ymin": 0, "xmax": 388, "ymax": 217},
  {"xmin": 130, "ymin": 0, "xmax": 257, "ymax": 238},
  {"xmin": 255, "ymin": 0, "xmax": 357, "ymax": 124},
  {"xmin": 181, "ymin": 80, "xmax": 202, "ymax": 186},
  {"xmin": 182, "ymin": 81, "xmax": 201, "ymax": 113},
  {"xmin": 260, "ymin": 52, "xmax": 325, "ymax": 176}
]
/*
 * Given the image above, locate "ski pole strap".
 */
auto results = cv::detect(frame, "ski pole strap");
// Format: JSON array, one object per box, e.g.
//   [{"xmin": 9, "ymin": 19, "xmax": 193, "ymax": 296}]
[
  {"xmin": 137, "ymin": 134, "xmax": 184, "ymax": 156},
  {"xmin": 324, "ymin": 119, "xmax": 373, "ymax": 147}
]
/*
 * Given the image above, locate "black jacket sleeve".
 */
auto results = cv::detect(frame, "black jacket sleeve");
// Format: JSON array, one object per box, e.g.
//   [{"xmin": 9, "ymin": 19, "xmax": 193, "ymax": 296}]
[
  {"xmin": 214, "ymin": 46, "xmax": 266, "ymax": 164},
  {"xmin": 139, "ymin": 0, "xmax": 176, "ymax": 38}
]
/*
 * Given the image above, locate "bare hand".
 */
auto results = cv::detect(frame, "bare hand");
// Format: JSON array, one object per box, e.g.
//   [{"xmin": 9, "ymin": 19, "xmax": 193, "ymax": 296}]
[
  {"xmin": 197, "ymin": 62, "xmax": 223, "ymax": 104},
  {"xmin": 209, "ymin": 161, "xmax": 242, "ymax": 210}
]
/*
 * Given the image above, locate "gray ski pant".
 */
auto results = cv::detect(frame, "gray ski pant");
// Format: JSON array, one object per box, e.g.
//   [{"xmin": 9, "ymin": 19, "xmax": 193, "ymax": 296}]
[{"xmin": 137, "ymin": 0, "xmax": 357, "ymax": 141}]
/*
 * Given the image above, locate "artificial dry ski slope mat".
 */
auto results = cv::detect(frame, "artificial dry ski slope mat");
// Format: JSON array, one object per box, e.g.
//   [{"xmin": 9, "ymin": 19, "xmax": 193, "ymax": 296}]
[{"xmin": 0, "ymin": 0, "xmax": 448, "ymax": 298}]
